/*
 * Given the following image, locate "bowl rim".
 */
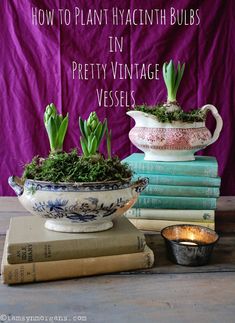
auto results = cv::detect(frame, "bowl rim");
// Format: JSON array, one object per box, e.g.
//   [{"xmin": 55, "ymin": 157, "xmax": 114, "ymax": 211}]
[
  {"xmin": 160, "ymin": 224, "xmax": 220, "ymax": 247},
  {"xmin": 24, "ymin": 177, "xmax": 132, "ymax": 187}
]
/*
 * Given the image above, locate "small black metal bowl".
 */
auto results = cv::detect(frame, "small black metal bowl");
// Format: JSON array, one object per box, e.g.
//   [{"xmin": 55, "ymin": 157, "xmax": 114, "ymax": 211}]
[{"xmin": 161, "ymin": 224, "xmax": 219, "ymax": 266}]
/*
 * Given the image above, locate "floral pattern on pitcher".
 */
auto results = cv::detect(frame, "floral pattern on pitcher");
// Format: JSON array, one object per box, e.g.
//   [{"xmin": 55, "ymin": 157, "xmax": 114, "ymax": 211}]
[{"xmin": 130, "ymin": 126, "xmax": 212, "ymax": 150}]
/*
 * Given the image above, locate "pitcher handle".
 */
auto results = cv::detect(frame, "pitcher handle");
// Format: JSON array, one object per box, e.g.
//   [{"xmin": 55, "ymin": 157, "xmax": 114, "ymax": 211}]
[
  {"xmin": 200, "ymin": 104, "xmax": 223, "ymax": 146},
  {"xmin": 8, "ymin": 176, "xmax": 24, "ymax": 196}
]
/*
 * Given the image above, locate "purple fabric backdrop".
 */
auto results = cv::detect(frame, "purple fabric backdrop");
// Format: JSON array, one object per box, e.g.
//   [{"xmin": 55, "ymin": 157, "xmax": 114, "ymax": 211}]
[{"xmin": 0, "ymin": 0, "xmax": 234, "ymax": 196}]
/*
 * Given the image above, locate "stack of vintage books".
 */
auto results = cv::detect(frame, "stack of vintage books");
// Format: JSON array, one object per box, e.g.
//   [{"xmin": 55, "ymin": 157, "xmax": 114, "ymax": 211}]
[
  {"xmin": 1, "ymin": 216, "xmax": 154, "ymax": 284},
  {"xmin": 123, "ymin": 153, "xmax": 221, "ymax": 231}
]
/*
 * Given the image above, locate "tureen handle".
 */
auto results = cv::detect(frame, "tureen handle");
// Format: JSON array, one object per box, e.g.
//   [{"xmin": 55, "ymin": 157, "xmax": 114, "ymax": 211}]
[
  {"xmin": 8, "ymin": 176, "xmax": 24, "ymax": 196},
  {"xmin": 131, "ymin": 177, "xmax": 149, "ymax": 196},
  {"xmin": 200, "ymin": 104, "xmax": 223, "ymax": 145}
]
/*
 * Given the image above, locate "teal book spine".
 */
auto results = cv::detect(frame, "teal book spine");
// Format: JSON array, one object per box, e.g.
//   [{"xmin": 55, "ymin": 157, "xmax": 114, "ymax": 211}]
[
  {"xmin": 142, "ymin": 184, "xmax": 220, "ymax": 198},
  {"xmin": 133, "ymin": 174, "xmax": 221, "ymax": 187},
  {"xmin": 134, "ymin": 195, "xmax": 217, "ymax": 210},
  {"xmin": 123, "ymin": 153, "xmax": 218, "ymax": 177}
]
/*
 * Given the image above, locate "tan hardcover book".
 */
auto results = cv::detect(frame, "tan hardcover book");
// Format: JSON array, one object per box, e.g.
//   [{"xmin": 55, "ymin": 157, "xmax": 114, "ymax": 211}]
[
  {"xmin": 7, "ymin": 216, "xmax": 146, "ymax": 264},
  {"xmin": 1, "ymin": 233, "xmax": 154, "ymax": 285},
  {"xmin": 129, "ymin": 218, "xmax": 215, "ymax": 232}
]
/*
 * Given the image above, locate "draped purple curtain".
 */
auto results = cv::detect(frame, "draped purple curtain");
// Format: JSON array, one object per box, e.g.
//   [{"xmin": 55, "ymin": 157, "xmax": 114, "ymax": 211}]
[{"xmin": 0, "ymin": 0, "xmax": 234, "ymax": 196}]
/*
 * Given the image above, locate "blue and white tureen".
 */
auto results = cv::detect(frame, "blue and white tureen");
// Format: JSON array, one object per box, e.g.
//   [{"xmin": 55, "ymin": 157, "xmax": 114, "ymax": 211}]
[{"xmin": 9, "ymin": 176, "xmax": 148, "ymax": 233}]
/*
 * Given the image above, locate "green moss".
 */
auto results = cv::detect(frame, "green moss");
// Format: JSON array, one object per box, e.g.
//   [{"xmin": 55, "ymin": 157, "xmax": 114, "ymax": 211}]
[
  {"xmin": 134, "ymin": 105, "xmax": 207, "ymax": 123},
  {"xmin": 22, "ymin": 150, "xmax": 132, "ymax": 183}
]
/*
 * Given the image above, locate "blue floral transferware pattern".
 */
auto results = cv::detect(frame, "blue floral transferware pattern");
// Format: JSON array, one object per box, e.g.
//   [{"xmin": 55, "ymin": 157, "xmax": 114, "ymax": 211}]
[{"xmin": 33, "ymin": 197, "xmax": 129, "ymax": 223}]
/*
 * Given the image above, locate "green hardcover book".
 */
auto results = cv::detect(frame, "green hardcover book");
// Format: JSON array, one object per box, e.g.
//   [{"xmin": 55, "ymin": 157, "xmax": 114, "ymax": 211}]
[
  {"xmin": 123, "ymin": 153, "xmax": 218, "ymax": 177},
  {"xmin": 142, "ymin": 184, "xmax": 220, "ymax": 198},
  {"xmin": 125, "ymin": 208, "xmax": 215, "ymax": 222},
  {"xmin": 7, "ymin": 216, "xmax": 146, "ymax": 264},
  {"xmin": 134, "ymin": 195, "xmax": 217, "ymax": 210},
  {"xmin": 133, "ymin": 173, "xmax": 221, "ymax": 187}
]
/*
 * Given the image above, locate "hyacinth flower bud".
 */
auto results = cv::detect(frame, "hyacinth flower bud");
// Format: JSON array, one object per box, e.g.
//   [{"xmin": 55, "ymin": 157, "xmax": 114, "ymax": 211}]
[
  {"xmin": 87, "ymin": 112, "xmax": 99, "ymax": 132},
  {"xmin": 44, "ymin": 103, "xmax": 56, "ymax": 123}
]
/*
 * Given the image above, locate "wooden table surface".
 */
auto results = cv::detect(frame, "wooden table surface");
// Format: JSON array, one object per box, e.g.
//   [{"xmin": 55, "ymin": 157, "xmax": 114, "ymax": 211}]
[{"xmin": 0, "ymin": 197, "xmax": 235, "ymax": 323}]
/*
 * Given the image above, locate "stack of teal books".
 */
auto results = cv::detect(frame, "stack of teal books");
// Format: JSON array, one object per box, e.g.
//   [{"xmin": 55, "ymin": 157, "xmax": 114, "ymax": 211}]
[{"xmin": 123, "ymin": 153, "xmax": 221, "ymax": 231}]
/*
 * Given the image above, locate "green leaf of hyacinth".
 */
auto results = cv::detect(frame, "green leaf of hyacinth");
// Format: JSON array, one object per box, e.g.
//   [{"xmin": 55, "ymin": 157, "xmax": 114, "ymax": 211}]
[
  {"xmin": 180, "ymin": 62, "xmax": 185, "ymax": 79},
  {"xmin": 58, "ymin": 114, "xmax": 64, "ymax": 125},
  {"xmin": 162, "ymin": 62, "xmax": 167, "ymax": 84},
  {"xmin": 99, "ymin": 119, "xmax": 107, "ymax": 145},
  {"xmin": 106, "ymin": 128, "xmax": 112, "ymax": 159},
  {"xmin": 94, "ymin": 122, "xmax": 102, "ymax": 144},
  {"xmin": 83, "ymin": 120, "xmax": 90, "ymax": 139},
  {"xmin": 90, "ymin": 135, "xmax": 98, "ymax": 154},
  {"xmin": 53, "ymin": 114, "xmax": 61, "ymax": 132},
  {"xmin": 169, "ymin": 61, "xmax": 175, "ymax": 97},
  {"xmin": 174, "ymin": 62, "xmax": 185, "ymax": 96},
  {"xmin": 79, "ymin": 117, "xmax": 86, "ymax": 138},
  {"xmin": 97, "ymin": 118, "xmax": 107, "ymax": 147},
  {"xmin": 87, "ymin": 135, "xmax": 91, "ymax": 153},
  {"xmin": 56, "ymin": 114, "xmax": 69, "ymax": 149},
  {"xmin": 46, "ymin": 116, "xmax": 57, "ymax": 151},
  {"xmin": 80, "ymin": 137, "xmax": 89, "ymax": 156},
  {"xmin": 44, "ymin": 105, "xmax": 50, "ymax": 124},
  {"xmin": 87, "ymin": 133, "xmax": 97, "ymax": 155}
]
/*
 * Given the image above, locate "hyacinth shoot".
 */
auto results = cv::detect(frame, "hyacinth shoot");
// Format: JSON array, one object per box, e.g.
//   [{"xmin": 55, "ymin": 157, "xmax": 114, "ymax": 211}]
[
  {"xmin": 44, "ymin": 103, "xmax": 68, "ymax": 154},
  {"xmin": 79, "ymin": 112, "xmax": 111, "ymax": 158},
  {"xmin": 163, "ymin": 60, "xmax": 185, "ymax": 104}
]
